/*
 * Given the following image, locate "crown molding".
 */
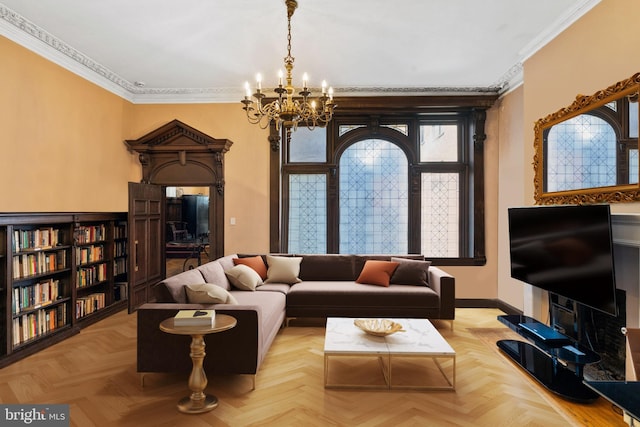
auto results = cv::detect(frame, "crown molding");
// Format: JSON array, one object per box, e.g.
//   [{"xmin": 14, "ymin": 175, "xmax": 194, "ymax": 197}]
[
  {"xmin": 0, "ymin": 1, "xmax": 598, "ymax": 104},
  {"xmin": 0, "ymin": 3, "xmax": 137, "ymax": 101},
  {"xmin": 518, "ymin": 0, "xmax": 601, "ymax": 62}
]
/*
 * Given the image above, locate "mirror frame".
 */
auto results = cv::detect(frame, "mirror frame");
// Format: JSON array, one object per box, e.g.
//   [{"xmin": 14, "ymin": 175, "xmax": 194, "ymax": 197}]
[{"xmin": 534, "ymin": 72, "xmax": 640, "ymax": 205}]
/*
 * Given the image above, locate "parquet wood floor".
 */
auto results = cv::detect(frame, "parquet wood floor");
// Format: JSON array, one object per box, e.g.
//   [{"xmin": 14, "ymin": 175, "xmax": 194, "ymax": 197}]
[{"xmin": 0, "ymin": 307, "xmax": 626, "ymax": 426}]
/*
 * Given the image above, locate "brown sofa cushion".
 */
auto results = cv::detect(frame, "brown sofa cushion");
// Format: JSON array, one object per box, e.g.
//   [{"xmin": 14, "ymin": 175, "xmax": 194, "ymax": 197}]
[
  {"xmin": 298, "ymin": 255, "xmax": 356, "ymax": 281},
  {"xmin": 287, "ymin": 281, "xmax": 439, "ymax": 308}
]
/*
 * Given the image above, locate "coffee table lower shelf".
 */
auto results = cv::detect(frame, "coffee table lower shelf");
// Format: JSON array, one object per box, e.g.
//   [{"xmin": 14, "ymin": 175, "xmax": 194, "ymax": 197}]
[{"xmin": 324, "ymin": 352, "xmax": 455, "ymax": 390}]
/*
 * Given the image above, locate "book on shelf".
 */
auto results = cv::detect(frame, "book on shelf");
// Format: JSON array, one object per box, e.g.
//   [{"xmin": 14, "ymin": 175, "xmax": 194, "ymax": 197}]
[
  {"xmin": 114, "ymin": 282, "xmax": 128, "ymax": 301},
  {"xmin": 174, "ymin": 309, "xmax": 215, "ymax": 326}
]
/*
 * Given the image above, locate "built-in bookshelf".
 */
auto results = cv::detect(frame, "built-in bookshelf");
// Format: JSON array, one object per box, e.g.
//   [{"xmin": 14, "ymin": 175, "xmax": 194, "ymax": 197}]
[
  {"xmin": 0, "ymin": 212, "xmax": 127, "ymax": 366},
  {"xmin": 113, "ymin": 220, "xmax": 128, "ymax": 303},
  {"xmin": 74, "ymin": 222, "xmax": 109, "ymax": 322},
  {"xmin": 10, "ymin": 223, "xmax": 73, "ymax": 351}
]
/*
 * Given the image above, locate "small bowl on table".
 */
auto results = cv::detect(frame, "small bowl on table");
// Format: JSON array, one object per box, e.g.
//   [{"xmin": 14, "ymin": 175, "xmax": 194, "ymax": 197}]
[{"xmin": 354, "ymin": 319, "xmax": 404, "ymax": 337}]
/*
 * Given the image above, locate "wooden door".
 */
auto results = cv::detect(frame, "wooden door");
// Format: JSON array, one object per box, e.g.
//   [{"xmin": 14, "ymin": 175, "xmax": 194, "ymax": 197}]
[{"xmin": 128, "ymin": 182, "xmax": 164, "ymax": 312}]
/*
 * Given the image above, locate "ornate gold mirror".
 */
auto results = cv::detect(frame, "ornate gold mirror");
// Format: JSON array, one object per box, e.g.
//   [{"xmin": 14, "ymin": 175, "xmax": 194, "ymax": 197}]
[{"xmin": 534, "ymin": 72, "xmax": 640, "ymax": 204}]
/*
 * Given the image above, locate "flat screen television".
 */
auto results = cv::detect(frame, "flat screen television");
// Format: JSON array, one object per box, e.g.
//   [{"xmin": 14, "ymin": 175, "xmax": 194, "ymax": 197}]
[{"xmin": 508, "ymin": 204, "xmax": 617, "ymax": 317}]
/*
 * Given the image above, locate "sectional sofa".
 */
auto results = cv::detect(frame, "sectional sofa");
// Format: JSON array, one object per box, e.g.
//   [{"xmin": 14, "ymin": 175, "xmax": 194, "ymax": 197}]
[{"xmin": 137, "ymin": 253, "xmax": 455, "ymax": 389}]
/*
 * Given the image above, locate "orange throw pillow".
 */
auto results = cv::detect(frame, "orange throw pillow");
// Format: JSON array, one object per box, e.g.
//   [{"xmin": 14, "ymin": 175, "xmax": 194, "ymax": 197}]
[
  {"xmin": 233, "ymin": 256, "xmax": 268, "ymax": 280},
  {"xmin": 356, "ymin": 260, "xmax": 400, "ymax": 287}
]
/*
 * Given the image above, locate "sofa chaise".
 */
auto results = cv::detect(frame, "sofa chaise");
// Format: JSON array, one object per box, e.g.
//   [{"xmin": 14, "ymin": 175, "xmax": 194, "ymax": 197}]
[{"xmin": 137, "ymin": 253, "xmax": 455, "ymax": 388}]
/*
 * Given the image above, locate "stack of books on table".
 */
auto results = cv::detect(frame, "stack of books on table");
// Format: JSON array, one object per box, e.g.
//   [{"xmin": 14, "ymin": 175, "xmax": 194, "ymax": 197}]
[{"xmin": 174, "ymin": 309, "xmax": 215, "ymax": 327}]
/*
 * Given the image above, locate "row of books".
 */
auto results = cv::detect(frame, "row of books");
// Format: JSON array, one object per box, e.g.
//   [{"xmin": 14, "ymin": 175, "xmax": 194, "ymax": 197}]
[
  {"xmin": 114, "ymin": 224, "xmax": 127, "ymax": 239},
  {"xmin": 12, "ymin": 250, "xmax": 67, "ymax": 279},
  {"xmin": 76, "ymin": 293, "xmax": 105, "ymax": 318},
  {"xmin": 12, "ymin": 304, "xmax": 67, "ymax": 347},
  {"xmin": 13, "ymin": 227, "xmax": 62, "ymax": 252},
  {"xmin": 114, "ymin": 258, "xmax": 127, "ymax": 276},
  {"xmin": 76, "ymin": 263, "xmax": 108, "ymax": 287},
  {"xmin": 75, "ymin": 224, "xmax": 106, "ymax": 244},
  {"xmin": 75, "ymin": 244, "xmax": 104, "ymax": 265},
  {"xmin": 114, "ymin": 282, "xmax": 128, "ymax": 301},
  {"xmin": 114, "ymin": 241, "xmax": 127, "ymax": 257},
  {"xmin": 12, "ymin": 278, "xmax": 62, "ymax": 314}
]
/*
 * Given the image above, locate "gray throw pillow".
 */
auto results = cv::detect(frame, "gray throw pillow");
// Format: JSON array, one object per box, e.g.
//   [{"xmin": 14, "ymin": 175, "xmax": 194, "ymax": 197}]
[{"xmin": 390, "ymin": 257, "xmax": 431, "ymax": 286}]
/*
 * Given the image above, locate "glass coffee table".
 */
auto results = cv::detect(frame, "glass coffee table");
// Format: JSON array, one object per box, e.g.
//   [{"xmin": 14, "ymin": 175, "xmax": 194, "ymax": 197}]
[{"xmin": 324, "ymin": 317, "xmax": 455, "ymax": 390}]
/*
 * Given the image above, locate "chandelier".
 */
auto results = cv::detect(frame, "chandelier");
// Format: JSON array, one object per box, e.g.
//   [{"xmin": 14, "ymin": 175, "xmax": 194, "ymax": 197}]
[{"xmin": 241, "ymin": 0, "xmax": 335, "ymax": 131}]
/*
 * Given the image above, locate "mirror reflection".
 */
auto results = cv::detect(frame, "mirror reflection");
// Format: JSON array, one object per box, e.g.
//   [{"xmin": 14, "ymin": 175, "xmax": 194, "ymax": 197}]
[
  {"xmin": 545, "ymin": 93, "xmax": 638, "ymax": 192},
  {"xmin": 534, "ymin": 73, "xmax": 640, "ymax": 204}
]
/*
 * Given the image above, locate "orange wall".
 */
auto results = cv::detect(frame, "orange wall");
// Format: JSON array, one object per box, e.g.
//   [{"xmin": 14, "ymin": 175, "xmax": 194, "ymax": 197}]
[
  {"xmin": 496, "ymin": 85, "xmax": 526, "ymax": 310},
  {"xmin": 523, "ymin": 0, "xmax": 640, "ymax": 212},
  {"xmin": 1, "ymin": 30, "xmax": 502, "ymax": 299},
  {"xmin": 0, "ymin": 36, "xmax": 139, "ymax": 211},
  {"xmin": 123, "ymin": 104, "xmax": 271, "ymax": 255},
  {"xmin": 499, "ymin": 0, "xmax": 640, "ymax": 314}
]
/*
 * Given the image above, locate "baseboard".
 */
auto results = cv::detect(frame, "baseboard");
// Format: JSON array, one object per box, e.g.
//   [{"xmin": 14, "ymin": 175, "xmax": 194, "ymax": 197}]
[{"xmin": 455, "ymin": 298, "xmax": 522, "ymax": 315}]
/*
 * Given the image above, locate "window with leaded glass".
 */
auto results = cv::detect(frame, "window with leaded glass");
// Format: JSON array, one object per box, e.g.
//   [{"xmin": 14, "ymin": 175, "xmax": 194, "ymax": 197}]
[
  {"xmin": 421, "ymin": 173, "xmax": 460, "ymax": 257},
  {"xmin": 339, "ymin": 139, "xmax": 408, "ymax": 254},
  {"xmin": 288, "ymin": 174, "xmax": 327, "ymax": 253},
  {"xmin": 546, "ymin": 114, "xmax": 617, "ymax": 192},
  {"xmin": 274, "ymin": 99, "xmax": 489, "ymax": 265}
]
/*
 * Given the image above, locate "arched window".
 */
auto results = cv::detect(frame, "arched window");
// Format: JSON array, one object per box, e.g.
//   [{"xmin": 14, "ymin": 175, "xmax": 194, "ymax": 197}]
[
  {"xmin": 339, "ymin": 139, "xmax": 408, "ymax": 254},
  {"xmin": 273, "ymin": 97, "xmax": 491, "ymax": 266},
  {"xmin": 546, "ymin": 114, "xmax": 617, "ymax": 191}
]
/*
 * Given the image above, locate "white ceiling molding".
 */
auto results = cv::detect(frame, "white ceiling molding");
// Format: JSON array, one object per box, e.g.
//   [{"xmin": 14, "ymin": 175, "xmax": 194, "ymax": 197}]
[
  {"xmin": 0, "ymin": 3, "xmax": 135, "ymax": 101},
  {"xmin": 0, "ymin": 1, "xmax": 601, "ymax": 104},
  {"xmin": 518, "ymin": 0, "xmax": 601, "ymax": 62}
]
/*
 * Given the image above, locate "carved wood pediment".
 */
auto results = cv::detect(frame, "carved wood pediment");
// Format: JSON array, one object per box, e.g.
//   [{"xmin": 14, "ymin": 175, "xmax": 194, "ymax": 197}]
[
  {"xmin": 124, "ymin": 119, "xmax": 233, "ymax": 262},
  {"xmin": 125, "ymin": 119, "xmax": 233, "ymax": 153},
  {"xmin": 124, "ymin": 119, "xmax": 233, "ymax": 187}
]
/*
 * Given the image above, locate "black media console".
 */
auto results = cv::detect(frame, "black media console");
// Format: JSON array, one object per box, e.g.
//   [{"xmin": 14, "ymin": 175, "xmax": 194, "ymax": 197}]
[{"xmin": 497, "ymin": 314, "xmax": 601, "ymax": 403}]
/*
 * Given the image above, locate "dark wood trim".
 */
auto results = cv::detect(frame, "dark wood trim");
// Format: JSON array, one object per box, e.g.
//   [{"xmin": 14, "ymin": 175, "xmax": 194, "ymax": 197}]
[
  {"xmin": 269, "ymin": 124, "xmax": 282, "ymax": 253},
  {"xmin": 472, "ymin": 109, "xmax": 487, "ymax": 259},
  {"xmin": 330, "ymin": 95, "xmax": 498, "ymax": 112},
  {"xmin": 455, "ymin": 298, "xmax": 522, "ymax": 315},
  {"xmin": 270, "ymin": 96, "xmax": 495, "ymax": 257},
  {"xmin": 124, "ymin": 119, "xmax": 234, "ymax": 262}
]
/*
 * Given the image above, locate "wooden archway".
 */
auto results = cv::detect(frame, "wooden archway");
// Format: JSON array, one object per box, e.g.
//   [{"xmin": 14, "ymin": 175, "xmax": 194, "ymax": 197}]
[{"xmin": 125, "ymin": 119, "xmax": 233, "ymax": 261}]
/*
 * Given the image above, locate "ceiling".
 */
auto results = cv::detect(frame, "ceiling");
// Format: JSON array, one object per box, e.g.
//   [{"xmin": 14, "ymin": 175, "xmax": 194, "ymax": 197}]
[{"xmin": 0, "ymin": 0, "xmax": 600, "ymax": 103}]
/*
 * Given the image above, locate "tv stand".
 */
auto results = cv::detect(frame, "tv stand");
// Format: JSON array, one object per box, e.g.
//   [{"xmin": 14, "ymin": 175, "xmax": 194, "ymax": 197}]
[
  {"xmin": 497, "ymin": 315, "xmax": 600, "ymax": 403},
  {"xmin": 517, "ymin": 319, "xmax": 570, "ymax": 345}
]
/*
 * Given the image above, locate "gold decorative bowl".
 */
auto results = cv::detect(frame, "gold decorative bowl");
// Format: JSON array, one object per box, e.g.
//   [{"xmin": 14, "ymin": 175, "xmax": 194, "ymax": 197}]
[{"xmin": 354, "ymin": 319, "xmax": 404, "ymax": 337}]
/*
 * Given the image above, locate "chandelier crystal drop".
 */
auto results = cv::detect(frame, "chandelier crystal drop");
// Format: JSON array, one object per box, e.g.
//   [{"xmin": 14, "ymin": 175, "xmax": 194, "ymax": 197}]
[{"xmin": 241, "ymin": 0, "xmax": 335, "ymax": 131}]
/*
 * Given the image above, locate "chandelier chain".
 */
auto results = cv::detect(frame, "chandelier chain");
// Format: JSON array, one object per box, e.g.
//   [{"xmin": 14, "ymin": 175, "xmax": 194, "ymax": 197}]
[{"xmin": 241, "ymin": 0, "xmax": 336, "ymax": 132}]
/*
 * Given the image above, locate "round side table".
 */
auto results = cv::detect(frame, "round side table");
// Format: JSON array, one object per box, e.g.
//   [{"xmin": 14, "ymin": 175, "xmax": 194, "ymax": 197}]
[{"xmin": 159, "ymin": 313, "xmax": 237, "ymax": 414}]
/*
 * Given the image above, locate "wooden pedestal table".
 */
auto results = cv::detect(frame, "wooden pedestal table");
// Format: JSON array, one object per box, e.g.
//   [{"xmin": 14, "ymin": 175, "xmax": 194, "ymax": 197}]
[{"xmin": 159, "ymin": 314, "xmax": 237, "ymax": 414}]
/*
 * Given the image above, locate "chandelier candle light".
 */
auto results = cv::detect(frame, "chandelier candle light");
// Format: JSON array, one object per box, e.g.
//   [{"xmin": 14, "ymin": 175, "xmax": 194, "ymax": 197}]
[{"xmin": 241, "ymin": 0, "xmax": 335, "ymax": 131}]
